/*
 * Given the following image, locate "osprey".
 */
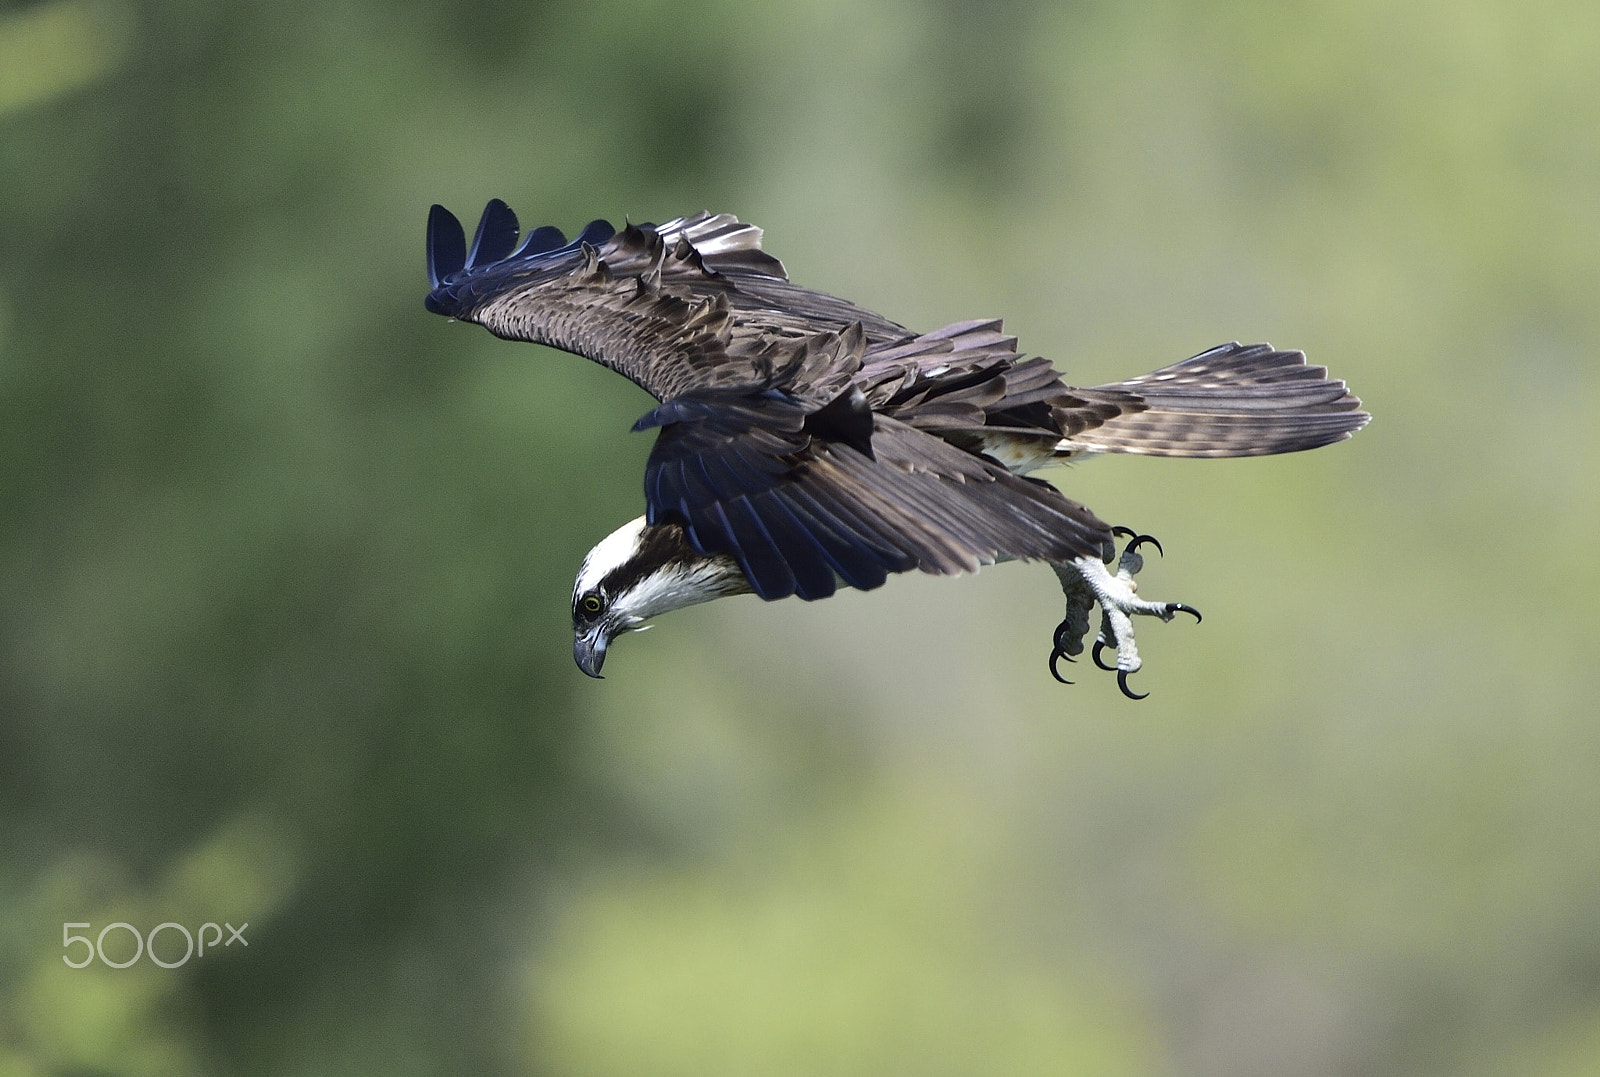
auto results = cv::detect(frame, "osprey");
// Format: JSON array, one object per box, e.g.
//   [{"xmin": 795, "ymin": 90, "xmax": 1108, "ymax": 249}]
[{"xmin": 424, "ymin": 201, "xmax": 1367, "ymax": 698}]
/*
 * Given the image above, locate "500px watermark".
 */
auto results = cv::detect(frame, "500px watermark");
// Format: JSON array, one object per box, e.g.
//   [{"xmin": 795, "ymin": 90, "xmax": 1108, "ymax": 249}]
[{"xmin": 62, "ymin": 921, "xmax": 248, "ymax": 969}]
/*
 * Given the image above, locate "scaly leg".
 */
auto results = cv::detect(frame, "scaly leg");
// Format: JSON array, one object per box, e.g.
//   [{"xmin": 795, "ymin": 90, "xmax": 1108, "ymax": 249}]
[{"xmin": 1049, "ymin": 529, "xmax": 1201, "ymax": 699}]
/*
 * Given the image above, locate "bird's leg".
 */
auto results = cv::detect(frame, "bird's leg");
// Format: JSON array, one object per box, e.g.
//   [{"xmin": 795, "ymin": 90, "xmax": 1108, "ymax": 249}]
[
  {"xmin": 1047, "ymin": 561, "xmax": 1095, "ymax": 684},
  {"xmin": 1049, "ymin": 529, "xmax": 1201, "ymax": 699}
]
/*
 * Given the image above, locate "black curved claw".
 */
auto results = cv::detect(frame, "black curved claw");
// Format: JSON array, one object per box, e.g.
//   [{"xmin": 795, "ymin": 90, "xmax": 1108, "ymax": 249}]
[
  {"xmin": 1052, "ymin": 620, "xmax": 1075, "ymax": 653},
  {"xmin": 1117, "ymin": 670, "xmax": 1149, "ymax": 700},
  {"xmin": 1048, "ymin": 649, "xmax": 1075, "ymax": 684},
  {"xmin": 1128, "ymin": 533, "xmax": 1163, "ymax": 557},
  {"xmin": 1111, "ymin": 526, "xmax": 1163, "ymax": 557},
  {"xmin": 1169, "ymin": 603, "xmax": 1202, "ymax": 623},
  {"xmin": 1092, "ymin": 639, "xmax": 1117, "ymax": 671}
]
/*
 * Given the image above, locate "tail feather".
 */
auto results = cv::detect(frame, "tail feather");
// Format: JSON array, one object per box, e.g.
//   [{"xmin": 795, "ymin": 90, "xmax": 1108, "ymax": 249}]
[{"xmin": 1057, "ymin": 343, "xmax": 1368, "ymax": 458}]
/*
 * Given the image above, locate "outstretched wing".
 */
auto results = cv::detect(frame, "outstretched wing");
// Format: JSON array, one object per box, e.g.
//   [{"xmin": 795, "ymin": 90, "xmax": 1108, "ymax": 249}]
[
  {"xmin": 635, "ymin": 386, "xmax": 1114, "ymax": 601},
  {"xmin": 425, "ymin": 200, "xmax": 912, "ymax": 402}
]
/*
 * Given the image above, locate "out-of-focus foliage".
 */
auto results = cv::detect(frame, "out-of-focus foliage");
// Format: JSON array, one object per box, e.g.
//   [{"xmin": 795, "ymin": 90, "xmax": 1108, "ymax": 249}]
[
  {"xmin": 0, "ymin": 1, "xmax": 131, "ymax": 119},
  {"xmin": 1, "ymin": 0, "xmax": 1597, "ymax": 1074}
]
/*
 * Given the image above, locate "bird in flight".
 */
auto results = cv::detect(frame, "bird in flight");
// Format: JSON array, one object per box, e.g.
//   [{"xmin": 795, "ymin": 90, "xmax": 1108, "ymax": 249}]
[{"xmin": 424, "ymin": 201, "xmax": 1367, "ymax": 697}]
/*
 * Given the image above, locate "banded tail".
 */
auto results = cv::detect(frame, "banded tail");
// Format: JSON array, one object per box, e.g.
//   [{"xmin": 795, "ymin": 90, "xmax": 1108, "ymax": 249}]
[{"xmin": 1057, "ymin": 343, "xmax": 1368, "ymax": 459}]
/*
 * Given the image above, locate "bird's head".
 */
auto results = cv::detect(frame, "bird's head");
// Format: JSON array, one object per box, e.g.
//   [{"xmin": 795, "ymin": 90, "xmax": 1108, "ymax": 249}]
[{"xmin": 570, "ymin": 516, "xmax": 750, "ymax": 677}]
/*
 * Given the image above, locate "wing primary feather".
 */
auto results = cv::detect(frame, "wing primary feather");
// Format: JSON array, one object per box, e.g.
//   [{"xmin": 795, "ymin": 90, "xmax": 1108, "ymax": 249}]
[
  {"xmin": 748, "ymin": 492, "xmax": 838, "ymax": 600},
  {"xmin": 716, "ymin": 444, "xmax": 785, "ymax": 491},
  {"xmin": 514, "ymin": 224, "xmax": 567, "ymax": 257},
  {"xmin": 720, "ymin": 498, "xmax": 797, "ymax": 600},
  {"xmin": 575, "ymin": 219, "xmax": 618, "ymax": 247},
  {"xmin": 465, "ymin": 199, "xmax": 520, "ymax": 270},
  {"xmin": 831, "ymin": 450, "xmax": 988, "ymax": 563},
  {"xmin": 645, "ymin": 460, "xmax": 680, "ymax": 527},
  {"xmin": 672, "ymin": 457, "xmax": 717, "ymax": 507},
  {"xmin": 766, "ymin": 490, "xmax": 890, "ymax": 592},
  {"xmin": 697, "ymin": 500, "xmax": 742, "ymax": 565},
  {"xmin": 785, "ymin": 478, "xmax": 917, "ymax": 575},
  {"xmin": 426, "ymin": 204, "xmax": 466, "ymax": 290},
  {"xmin": 695, "ymin": 451, "xmax": 779, "ymax": 502}
]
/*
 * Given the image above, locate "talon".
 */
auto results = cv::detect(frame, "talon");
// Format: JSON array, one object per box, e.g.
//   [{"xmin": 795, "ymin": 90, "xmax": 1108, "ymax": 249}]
[
  {"xmin": 1169, "ymin": 603, "xmax": 1202, "ymax": 623},
  {"xmin": 1053, "ymin": 621, "xmax": 1074, "ymax": 652},
  {"xmin": 1117, "ymin": 670, "xmax": 1149, "ymax": 700},
  {"xmin": 1048, "ymin": 650, "xmax": 1075, "ymax": 684},
  {"xmin": 1127, "ymin": 533, "xmax": 1163, "ymax": 558},
  {"xmin": 1111, "ymin": 526, "xmax": 1163, "ymax": 557},
  {"xmin": 1092, "ymin": 639, "xmax": 1117, "ymax": 671}
]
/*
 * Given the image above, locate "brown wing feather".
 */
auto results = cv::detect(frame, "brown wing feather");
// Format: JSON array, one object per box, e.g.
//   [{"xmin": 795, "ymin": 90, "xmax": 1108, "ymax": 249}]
[
  {"xmin": 431, "ymin": 206, "xmax": 910, "ymax": 401},
  {"xmin": 643, "ymin": 389, "xmax": 1115, "ymax": 600},
  {"xmin": 851, "ymin": 416, "xmax": 1112, "ymax": 568}
]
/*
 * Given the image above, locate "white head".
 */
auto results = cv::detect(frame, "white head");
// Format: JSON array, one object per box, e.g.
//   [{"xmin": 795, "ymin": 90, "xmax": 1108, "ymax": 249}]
[{"xmin": 571, "ymin": 516, "xmax": 749, "ymax": 677}]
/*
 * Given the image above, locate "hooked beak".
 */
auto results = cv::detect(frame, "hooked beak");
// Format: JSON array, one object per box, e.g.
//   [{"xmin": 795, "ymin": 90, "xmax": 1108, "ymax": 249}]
[{"xmin": 573, "ymin": 629, "xmax": 608, "ymax": 679}]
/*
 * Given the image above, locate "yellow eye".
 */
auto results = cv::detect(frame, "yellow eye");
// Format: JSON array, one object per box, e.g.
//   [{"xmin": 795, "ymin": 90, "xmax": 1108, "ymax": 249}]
[{"xmin": 581, "ymin": 595, "xmax": 603, "ymax": 614}]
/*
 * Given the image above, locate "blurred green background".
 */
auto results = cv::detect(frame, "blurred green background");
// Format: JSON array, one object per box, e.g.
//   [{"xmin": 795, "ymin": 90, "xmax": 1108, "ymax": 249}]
[{"xmin": 2, "ymin": 0, "xmax": 1598, "ymax": 1073}]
